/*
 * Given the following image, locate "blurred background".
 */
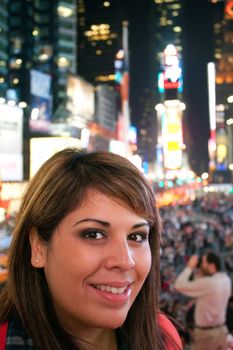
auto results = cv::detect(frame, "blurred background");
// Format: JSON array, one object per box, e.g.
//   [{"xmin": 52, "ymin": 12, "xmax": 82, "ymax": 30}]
[
  {"xmin": 1, "ymin": 1, "xmax": 233, "ymax": 260},
  {"xmin": 0, "ymin": 0, "xmax": 233, "ymax": 181},
  {"xmin": 1, "ymin": 0, "xmax": 233, "ymax": 234},
  {"xmin": 1, "ymin": 3, "xmax": 233, "ymax": 346}
]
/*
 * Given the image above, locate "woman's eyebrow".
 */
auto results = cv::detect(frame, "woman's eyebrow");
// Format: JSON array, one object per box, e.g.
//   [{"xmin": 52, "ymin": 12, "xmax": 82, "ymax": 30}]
[
  {"xmin": 73, "ymin": 219, "xmax": 150, "ymax": 229},
  {"xmin": 73, "ymin": 218, "xmax": 110, "ymax": 227},
  {"xmin": 132, "ymin": 222, "xmax": 150, "ymax": 229}
]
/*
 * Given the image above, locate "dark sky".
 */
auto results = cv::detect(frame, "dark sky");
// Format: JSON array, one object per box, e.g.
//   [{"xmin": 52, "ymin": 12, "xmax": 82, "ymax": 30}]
[
  {"xmin": 123, "ymin": 0, "xmax": 214, "ymax": 175},
  {"xmin": 182, "ymin": 0, "xmax": 213, "ymax": 174}
]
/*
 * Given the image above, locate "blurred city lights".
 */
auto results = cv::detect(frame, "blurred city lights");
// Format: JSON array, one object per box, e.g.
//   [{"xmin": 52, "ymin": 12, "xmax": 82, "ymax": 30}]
[
  {"xmin": 18, "ymin": 101, "xmax": 27, "ymax": 108},
  {"xmin": 201, "ymin": 172, "xmax": 209, "ymax": 180},
  {"xmin": 7, "ymin": 100, "xmax": 16, "ymax": 106},
  {"xmin": 227, "ymin": 95, "xmax": 233, "ymax": 103}
]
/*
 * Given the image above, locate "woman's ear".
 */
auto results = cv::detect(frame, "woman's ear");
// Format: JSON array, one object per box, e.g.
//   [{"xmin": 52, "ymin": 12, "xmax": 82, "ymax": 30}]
[{"xmin": 29, "ymin": 227, "xmax": 47, "ymax": 268}]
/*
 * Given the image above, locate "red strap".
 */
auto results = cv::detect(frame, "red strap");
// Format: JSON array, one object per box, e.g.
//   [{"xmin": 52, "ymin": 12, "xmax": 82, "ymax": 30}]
[
  {"xmin": 158, "ymin": 313, "xmax": 183, "ymax": 349},
  {"xmin": 0, "ymin": 322, "xmax": 8, "ymax": 350}
]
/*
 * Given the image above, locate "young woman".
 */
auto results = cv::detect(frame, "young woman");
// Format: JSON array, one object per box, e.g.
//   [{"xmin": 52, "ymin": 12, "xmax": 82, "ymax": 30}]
[{"xmin": 0, "ymin": 149, "xmax": 182, "ymax": 350}]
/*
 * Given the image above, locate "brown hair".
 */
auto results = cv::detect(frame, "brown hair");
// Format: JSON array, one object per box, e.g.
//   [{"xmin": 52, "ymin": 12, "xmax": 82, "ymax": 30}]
[{"xmin": 0, "ymin": 148, "xmax": 179, "ymax": 350}]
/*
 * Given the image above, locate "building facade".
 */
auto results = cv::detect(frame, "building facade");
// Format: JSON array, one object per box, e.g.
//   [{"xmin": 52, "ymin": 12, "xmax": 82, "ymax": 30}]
[
  {"xmin": 154, "ymin": 0, "xmax": 186, "ymax": 179},
  {"xmin": 7, "ymin": 0, "xmax": 77, "ymax": 115},
  {"xmin": 0, "ymin": 0, "xmax": 8, "ymax": 98},
  {"xmin": 210, "ymin": 0, "xmax": 233, "ymax": 181}
]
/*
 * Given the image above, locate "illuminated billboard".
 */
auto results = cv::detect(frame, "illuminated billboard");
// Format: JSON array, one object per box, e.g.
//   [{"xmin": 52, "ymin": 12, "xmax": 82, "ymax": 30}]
[
  {"xmin": 29, "ymin": 69, "xmax": 52, "ymax": 133},
  {"xmin": 66, "ymin": 75, "xmax": 94, "ymax": 128},
  {"xmin": 158, "ymin": 44, "xmax": 183, "ymax": 98},
  {"xmin": 30, "ymin": 137, "xmax": 81, "ymax": 177},
  {"xmin": 162, "ymin": 100, "xmax": 183, "ymax": 170},
  {"xmin": 0, "ymin": 104, "xmax": 23, "ymax": 181}
]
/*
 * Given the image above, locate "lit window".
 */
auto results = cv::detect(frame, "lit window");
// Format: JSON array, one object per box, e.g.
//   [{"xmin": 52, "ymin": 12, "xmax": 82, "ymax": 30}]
[
  {"xmin": 85, "ymin": 24, "xmax": 111, "ymax": 41},
  {"xmin": 39, "ymin": 53, "xmax": 49, "ymax": 61},
  {"xmin": 32, "ymin": 29, "xmax": 39, "ymax": 36},
  {"xmin": 173, "ymin": 26, "xmax": 182, "ymax": 33},
  {"xmin": 38, "ymin": 45, "xmax": 53, "ymax": 62},
  {"xmin": 19, "ymin": 101, "xmax": 27, "ymax": 108},
  {"xmin": 8, "ymin": 100, "xmax": 16, "ymax": 106},
  {"xmin": 57, "ymin": 6, "xmax": 74, "ymax": 17},
  {"xmin": 9, "ymin": 58, "xmax": 22, "ymax": 69},
  {"xmin": 13, "ymin": 78, "xmax": 19, "ymax": 85},
  {"xmin": 58, "ymin": 57, "xmax": 70, "ymax": 68},
  {"xmin": 91, "ymin": 25, "xmax": 98, "ymax": 31},
  {"xmin": 96, "ymin": 50, "xmax": 102, "ymax": 55}
]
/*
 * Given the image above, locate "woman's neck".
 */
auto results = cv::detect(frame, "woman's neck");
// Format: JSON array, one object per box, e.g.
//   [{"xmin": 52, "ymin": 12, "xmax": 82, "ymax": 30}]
[{"xmin": 73, "ymin": 327, "xmax": 117, "ymax": 350}]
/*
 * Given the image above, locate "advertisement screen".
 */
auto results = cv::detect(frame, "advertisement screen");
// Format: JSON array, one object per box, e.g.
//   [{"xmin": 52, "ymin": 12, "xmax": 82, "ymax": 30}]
[
  {"xmin": 29, "ymin": 69, "xmax": 52, "ymax": 132},
  {"xmin": 30, "ymin": 137, "xmax": 81, "ymax": 177},
  {"xmin": 162, "ymin": 101, "xmax": 183, "ymax": 170},
  {"xmin": 0, "ymin": 104, "xmax": 23, "ymax": 181},
  {"xmin": 67, "ymin": 75, "xmax": 94, "ymax": 127}
]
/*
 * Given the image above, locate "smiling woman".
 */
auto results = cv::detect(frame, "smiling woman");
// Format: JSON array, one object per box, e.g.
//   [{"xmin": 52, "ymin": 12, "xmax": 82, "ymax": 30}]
[{"xmin": 0, "ymin": 149, "xmax": 182, "ymax": 350}]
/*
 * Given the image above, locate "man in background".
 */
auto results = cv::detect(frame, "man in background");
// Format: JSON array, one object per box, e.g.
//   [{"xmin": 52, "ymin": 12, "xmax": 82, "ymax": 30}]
[{"xmin": 174, "ymin": 251, "xmax": 232, "ymax": 350}]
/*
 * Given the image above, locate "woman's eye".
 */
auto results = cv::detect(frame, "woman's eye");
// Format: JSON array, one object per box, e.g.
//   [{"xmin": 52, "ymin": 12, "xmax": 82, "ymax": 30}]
[
  {"xmin": 81, "ymin": 230, "xmax": 104, "ymax": 240},
  {"xmin": 128, "ymin": 232, "xmax": 148, "ymax": 243}
]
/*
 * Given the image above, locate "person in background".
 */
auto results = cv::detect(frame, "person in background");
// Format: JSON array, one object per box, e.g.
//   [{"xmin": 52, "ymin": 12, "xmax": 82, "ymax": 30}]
[
  {"xmin": 0, "ymin": 149, "xmax": 182, "ymax": 350},
  {"xmin": 174, "ymin": 251, "xmax": 231, "ymax": 350}
]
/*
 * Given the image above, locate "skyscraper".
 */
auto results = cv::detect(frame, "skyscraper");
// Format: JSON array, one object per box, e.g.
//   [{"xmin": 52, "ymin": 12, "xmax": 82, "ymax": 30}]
[
  {"xmin": 6, "ymin": 0, "xmax": 77, "ymax": 115},
  {"xmin": 0, "ymin": 0, "xmax": 8, "ymax": 98},
  {"xmin": 77, "ymin": 0, "xmax": 131, "ymax": 155},
  {"xmin": 210, "ymin": 0, "xmax": 233, "ymax": 180},
  {"xmin": 153, "ymin": 0, "xmax": 186, "ymax": 178},
  {"xmin": 77, "ymin": 0, "xmax": 126, "ymax": 85}
]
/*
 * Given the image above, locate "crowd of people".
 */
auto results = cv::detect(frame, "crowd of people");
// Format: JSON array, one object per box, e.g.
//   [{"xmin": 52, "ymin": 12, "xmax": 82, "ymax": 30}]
[{"xmin": 159, "ymin": 192, "xmax": 233, "ymax": 349}]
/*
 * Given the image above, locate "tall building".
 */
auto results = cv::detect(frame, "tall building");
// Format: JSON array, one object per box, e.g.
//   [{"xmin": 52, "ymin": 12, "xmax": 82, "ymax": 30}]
[
  {"xmin": 0, "ymin": 0, "xmax": 8, "ymax": 98},
  {"xmin": 154, "ymin": 0, "xmax": 184, "ymax": 63},
  {"xmin": 207, "ymin": 0, "xmax": 233, "ymax": 182},
  {"xmin": 153, "ymin": 0, "xmax": 186, "ymax": 179},
  {"xmin": 7, "ymin": 0, "xmax": 77, "ymax": 115},
  {"xmin": 137, "ymin": 88, "xmax": 157, "ymax": 165},
  {"xmin": 0, "ymin": 0, "xmax": 77, "ymax": 180},
  {"xmin": 77, "ymin": 0, "xmax": 126, "ymax": 85},
  {"xmin": 77, "ymin": 0, "xmax": 131, "ymax": 156}
]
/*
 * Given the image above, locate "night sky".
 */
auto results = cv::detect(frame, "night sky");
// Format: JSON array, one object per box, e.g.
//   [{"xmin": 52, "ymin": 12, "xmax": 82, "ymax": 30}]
[
  {"xmin": 182, "ymin": 0, "xmax": 213, "ymax": 174},
  {"xmin": 123, "ymin": 0, "xmax": 214, "ymax": 175}
]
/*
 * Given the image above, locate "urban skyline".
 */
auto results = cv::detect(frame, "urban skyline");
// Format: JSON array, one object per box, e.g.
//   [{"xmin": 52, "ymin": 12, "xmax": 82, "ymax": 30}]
[
  {"xmin": 123, "ymin": 0, "xmax": 213, "ymax": 175},
  {"xmin": 0, "ymin": 0, "xmax": 232, "ymax": 181}
]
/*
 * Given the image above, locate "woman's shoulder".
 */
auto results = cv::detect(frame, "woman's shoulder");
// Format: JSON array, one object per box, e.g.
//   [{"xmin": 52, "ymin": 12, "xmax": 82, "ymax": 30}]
[
  {"xmin": 157, "ymin": 313, "xmax": 183, "ymax": 350},
  {"xmin": 0, "ymin": 316, "xmax": 34, "ymax": 349}
]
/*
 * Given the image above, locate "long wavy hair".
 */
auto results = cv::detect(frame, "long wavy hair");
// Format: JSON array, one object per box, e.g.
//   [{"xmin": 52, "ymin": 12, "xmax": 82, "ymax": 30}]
[{"xmin": 0, "ymin": 148, "xmax": 180, "ymax": 350}]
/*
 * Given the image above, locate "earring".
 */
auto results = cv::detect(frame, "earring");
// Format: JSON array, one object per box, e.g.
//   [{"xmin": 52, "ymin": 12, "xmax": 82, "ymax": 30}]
[{"xmin": 36, "ymin": 259, "xmax": 40, "ymax": 263}]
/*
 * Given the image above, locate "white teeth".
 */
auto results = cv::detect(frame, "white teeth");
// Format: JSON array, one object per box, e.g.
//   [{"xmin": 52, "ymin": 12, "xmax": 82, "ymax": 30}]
[{"xmin": 94, "ymin": 285, "xmax": 127, "ymax": 294}]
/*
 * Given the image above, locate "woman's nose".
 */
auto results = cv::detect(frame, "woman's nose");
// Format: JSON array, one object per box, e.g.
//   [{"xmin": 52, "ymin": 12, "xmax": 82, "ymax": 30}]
[{"xmin": 104, "ymin": 238, "xmax": 135, "ymax": 271}]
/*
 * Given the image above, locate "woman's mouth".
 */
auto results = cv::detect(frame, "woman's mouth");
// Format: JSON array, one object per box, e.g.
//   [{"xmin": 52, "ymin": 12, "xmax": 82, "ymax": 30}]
[{"xmin": 93, "ymin": 284, "xmax": 128, "ymax": 295}]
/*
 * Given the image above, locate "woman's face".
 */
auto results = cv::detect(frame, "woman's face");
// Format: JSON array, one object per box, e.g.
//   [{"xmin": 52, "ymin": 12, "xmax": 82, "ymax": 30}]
[{"xmin": 31, "ymin": 190, "xmax": 152, "ymax": 334}]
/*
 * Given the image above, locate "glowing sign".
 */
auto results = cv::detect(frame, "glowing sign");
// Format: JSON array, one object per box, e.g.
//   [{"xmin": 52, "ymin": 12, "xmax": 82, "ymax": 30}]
[
  {"xmin": 161, "ymin": 101, "xmax": 183, "ymax": 170},
  {"xmin": 167, "ymin": 141, "xmax": 179, "ymax": 151},
  {"xmin": 160, "ymin": 44, "xmax": 183, "ymax": 92},
  {"xmin": 225, "ymin": 1, "xmax": 233, "ymax": 16}
]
